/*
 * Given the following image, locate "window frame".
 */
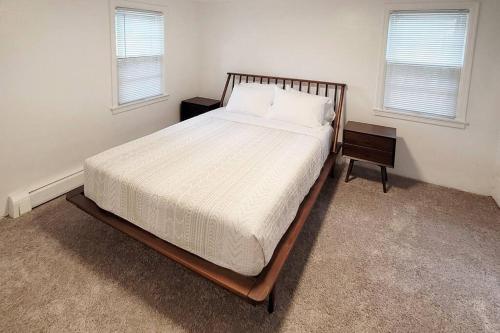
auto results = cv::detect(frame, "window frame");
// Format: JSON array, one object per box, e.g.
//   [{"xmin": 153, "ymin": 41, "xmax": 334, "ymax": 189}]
[
  {"xmin": 374, "ymin": 1, "xmax": 479, "ymax": 129},
  {"xmin": 109, "ymin": 0, "xmax": 169, "ymax": 114}
]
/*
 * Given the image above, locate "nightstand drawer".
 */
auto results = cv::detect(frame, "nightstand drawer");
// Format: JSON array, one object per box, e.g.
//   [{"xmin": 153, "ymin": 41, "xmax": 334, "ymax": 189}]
[
  {"xmin": 344, "ymin": 131, "xmax": 394, "ymax": 152},
  {"xmin": 343, "ymin": 143, "xmax": 394, "ymax": 167},
  {"xmin": 181, "ymin": 104, "xmax": 209, "ymax": 121},
  {"xmin": 181, "ymin": 97, "xmax": 220, "ymax": 121}
]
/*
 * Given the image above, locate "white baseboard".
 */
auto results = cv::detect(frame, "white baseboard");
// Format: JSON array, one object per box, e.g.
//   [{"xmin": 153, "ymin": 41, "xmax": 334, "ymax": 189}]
[
  {"xmin": 7, "ymin": 191, "xmax": 31, "ymax": 218},
  {"xmin": 493, "ymin": 188, "xmax": 500, "ymax": 208},
  {"xmin": 7, "ymin": 169, "xmax": 83, "ymax": 218}
]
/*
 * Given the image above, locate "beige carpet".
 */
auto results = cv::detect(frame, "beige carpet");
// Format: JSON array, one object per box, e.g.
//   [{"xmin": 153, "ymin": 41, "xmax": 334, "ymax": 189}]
[{"xmin": 1, "ymin": 163, "xmax": 499, "ymax": 332}]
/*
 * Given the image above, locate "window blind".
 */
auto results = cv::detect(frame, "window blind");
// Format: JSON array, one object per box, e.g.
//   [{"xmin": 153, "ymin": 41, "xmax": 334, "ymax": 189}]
[
  {"xmin": 115, "ymin": 8, "xmax": 164, "ymax": 105},
  {"xmin": 383, "ymin": 10, "xmax": 469, "ymax": 118}
]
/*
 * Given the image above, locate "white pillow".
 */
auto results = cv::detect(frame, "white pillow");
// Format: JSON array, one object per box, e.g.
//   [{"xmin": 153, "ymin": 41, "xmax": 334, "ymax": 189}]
[
  {"xmin": 268, "ymin": 86, "xmax": 327, "ymax": 128},
  {"xmin": 226, "ymin": 83, "xmax": 276, "ymax": 117},
  {"xmin": 286, "ymin": 86, "xmax": 335, "ymax": 124}
]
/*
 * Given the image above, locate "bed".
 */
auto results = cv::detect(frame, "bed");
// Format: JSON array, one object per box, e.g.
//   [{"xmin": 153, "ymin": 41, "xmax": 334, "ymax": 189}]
[{"xmin": 67, "ymin": 72, "xmax": 346, "ymax": 313}]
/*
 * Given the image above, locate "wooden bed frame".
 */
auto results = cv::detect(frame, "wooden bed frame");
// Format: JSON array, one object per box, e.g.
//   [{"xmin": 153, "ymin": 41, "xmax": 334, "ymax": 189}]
[{"xmin": 66, "ymin": 72, "xmax": 346, "ymax": 313}]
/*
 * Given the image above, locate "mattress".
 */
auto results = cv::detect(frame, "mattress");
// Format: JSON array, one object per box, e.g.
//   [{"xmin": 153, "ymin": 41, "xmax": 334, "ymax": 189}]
[{"xmin": 84, "ymin": 108, "xmax": 332, "ymax": 276}]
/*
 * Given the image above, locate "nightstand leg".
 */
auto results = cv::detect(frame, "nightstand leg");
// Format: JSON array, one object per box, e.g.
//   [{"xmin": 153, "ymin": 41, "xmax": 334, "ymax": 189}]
[
  {"xmin": 381, "ymin": 166, "xmax": 388, "ymax": 193},
  {"xmin": 345, "ymin": 159, "xmax": 355, "ymax": 183}
]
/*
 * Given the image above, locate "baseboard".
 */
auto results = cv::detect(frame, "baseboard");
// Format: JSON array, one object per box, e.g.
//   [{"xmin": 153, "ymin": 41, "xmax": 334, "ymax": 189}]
[
  {"xmin": 493, "ymin": 189, "xmax": 500, "ymax": 208},
  {"xmin": 7, "ymin": 169, "xmax": 83, "ymax": 218}
]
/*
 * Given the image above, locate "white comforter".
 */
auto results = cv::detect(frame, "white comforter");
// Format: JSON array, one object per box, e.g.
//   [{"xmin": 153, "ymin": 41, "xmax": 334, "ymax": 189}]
[{"xmin": 84, "ymin": 109, "xmax": 332, "ymax": 275}]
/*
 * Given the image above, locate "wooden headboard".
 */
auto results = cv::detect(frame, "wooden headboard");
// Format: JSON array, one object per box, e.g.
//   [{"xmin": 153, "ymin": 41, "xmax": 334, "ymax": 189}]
[{"xmin": 219, "ymin": 72, "xmax": 346, "ymax": 154}]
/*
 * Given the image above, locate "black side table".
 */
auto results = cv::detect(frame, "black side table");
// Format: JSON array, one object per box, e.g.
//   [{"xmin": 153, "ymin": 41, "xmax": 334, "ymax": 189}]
[
  {"xmin": 180, "ymin": 97, "xmax": 221, "ymax": 121},
  {"xmin": 342, "ymin": 121, "xmax": 397, "ymax": 193}
]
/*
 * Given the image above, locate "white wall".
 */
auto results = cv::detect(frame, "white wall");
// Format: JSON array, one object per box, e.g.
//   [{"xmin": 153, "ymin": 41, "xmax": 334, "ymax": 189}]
[
  {"xmin": 1, "ymin": 0, "xmax": 499, "ymax": 217},
  {"xmin": 0, "ymin": 0, "xmax": 200, "ymax": 216},
  {"xmin": 197, "ymin": 0, "xmax": 500, "ymax": 196}
]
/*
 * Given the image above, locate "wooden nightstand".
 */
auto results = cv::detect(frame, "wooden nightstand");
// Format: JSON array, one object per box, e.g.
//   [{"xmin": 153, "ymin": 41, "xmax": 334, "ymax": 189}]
[
  {"xmin": 342, "ymin": 121, "xmax": 397, "ymax": 193},
  {"xmin": 180, "ymin": 97, "xmax": 221, "ymax": 121}
]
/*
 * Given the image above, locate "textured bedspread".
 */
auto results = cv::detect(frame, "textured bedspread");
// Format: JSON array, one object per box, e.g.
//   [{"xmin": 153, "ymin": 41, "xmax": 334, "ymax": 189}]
[{"xmin": 84, "ymin": 109, "xmax": 332, "ymax": 275}]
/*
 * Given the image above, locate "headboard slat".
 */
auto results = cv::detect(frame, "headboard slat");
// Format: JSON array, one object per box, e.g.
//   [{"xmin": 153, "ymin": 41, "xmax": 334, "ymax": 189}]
[{"xmin": 334, "ymin": 85, "xmax": 338, "ymax": 112}]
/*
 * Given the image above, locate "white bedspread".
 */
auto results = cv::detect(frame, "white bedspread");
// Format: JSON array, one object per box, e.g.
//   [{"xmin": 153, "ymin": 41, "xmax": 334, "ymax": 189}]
[{"xmin": 84, "ymin": 108, "xmax": 332, "ymax": 275}]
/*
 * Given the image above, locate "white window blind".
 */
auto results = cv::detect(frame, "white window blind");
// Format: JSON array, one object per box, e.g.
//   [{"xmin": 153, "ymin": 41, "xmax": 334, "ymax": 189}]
[
  {"xmin": 115, "ymin": 8, "xmax": 164, "ymax": 105},
  {"xmin": 383, "ymin": 10, "xmax": 469, "ymax": 119}
]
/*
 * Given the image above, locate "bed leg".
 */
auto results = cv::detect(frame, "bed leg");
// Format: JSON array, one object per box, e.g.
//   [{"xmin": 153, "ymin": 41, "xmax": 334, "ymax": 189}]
[
  {"xmin": 267, "ymin": 286, "xmax": 275, "ymax": 314},
  {"xmin": 329, "ymin": 152, "xmax": 338, "ymax": 178},
  {"xmin": 329, "ymin": 162, "xmax": 336, "ymax": 178}
]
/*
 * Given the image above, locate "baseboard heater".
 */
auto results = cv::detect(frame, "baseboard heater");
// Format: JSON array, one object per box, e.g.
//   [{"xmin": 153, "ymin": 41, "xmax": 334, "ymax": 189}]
[{"xmin": 8, "ymin": 170, "xmax": 83, "ymax": 218}]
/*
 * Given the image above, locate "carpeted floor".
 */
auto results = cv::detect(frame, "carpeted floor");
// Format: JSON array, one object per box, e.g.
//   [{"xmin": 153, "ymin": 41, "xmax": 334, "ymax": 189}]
[{"xmin": 1, "ymin": 163, "xmax": 499, "ymax": 332}]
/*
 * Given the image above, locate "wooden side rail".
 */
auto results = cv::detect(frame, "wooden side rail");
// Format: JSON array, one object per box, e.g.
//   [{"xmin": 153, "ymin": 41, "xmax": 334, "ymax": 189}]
[{"xmin": 67, "ymin": 152, "xmax": 337, "ymax": 313}]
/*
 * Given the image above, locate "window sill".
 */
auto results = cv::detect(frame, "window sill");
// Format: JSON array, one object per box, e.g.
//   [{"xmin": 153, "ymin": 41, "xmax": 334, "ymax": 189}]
[
  {"xmin": 373, "ymin": 108, "xmax": 468, "ymax": 129},
  {"xmin": 111, "ymin": 94, "xmax": 170, "ymax": 115}
]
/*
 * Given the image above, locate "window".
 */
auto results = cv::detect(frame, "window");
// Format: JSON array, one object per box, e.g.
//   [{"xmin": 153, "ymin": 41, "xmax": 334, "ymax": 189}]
[
  {"xmin": 111, "ymin": 4, "xmax": 166, "ymax": 112},
  {"xmin": 376, "ymin": 2, "xmax": 478, "ymax": 128}
]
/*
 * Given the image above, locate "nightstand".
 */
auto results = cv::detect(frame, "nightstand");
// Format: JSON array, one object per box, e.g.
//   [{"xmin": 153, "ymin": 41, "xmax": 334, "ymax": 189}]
[
  {"xmin": 180, "ymin": 97, "xmax": 221, "ymax": 121},
  {"xmin": 342, "ymin": 121, "xmax": 396, "ymax": 193}
]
